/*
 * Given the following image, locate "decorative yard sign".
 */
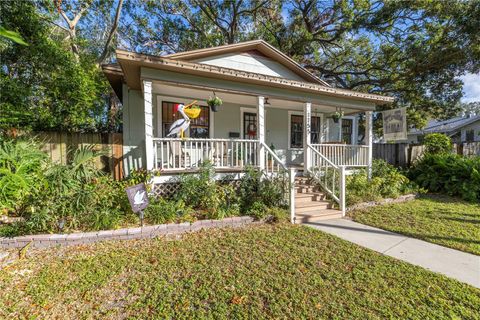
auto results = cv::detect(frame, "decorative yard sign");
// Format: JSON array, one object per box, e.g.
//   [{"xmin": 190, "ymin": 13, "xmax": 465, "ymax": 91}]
[
  {"xmin": 126, "ymin": 183, "xmax": 149, "ymax": 225},
  {"xmin": 383, "ymin": 107, "xmax": 407, "ymax": 141}
]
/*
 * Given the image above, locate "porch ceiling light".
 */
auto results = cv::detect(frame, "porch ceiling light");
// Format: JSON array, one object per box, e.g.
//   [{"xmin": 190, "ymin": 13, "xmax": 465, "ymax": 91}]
[{"xmin": 264, "ymin": 97, "xmax": 271, "ymax": 105}]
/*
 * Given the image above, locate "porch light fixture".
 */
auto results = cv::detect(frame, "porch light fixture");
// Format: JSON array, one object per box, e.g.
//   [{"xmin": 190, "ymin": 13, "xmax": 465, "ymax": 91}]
[{"xmin": 264, "ymin": 97, "xmax": 271, "ymax": 105}]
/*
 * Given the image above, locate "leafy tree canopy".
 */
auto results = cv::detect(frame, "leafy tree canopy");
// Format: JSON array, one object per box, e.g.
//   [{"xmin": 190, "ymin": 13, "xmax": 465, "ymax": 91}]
[
  {"xmin": 123, "ymin": 0, "xmax": 479, "ymax": 128},
  {"xmin": 0, "ymin": 0, "xmax": 479, "ymax": 132}
]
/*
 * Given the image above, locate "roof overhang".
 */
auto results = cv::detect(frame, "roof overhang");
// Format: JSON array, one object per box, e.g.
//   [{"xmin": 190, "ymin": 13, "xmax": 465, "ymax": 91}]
[
  {"xmin": 164, "ymin": 40, "xmax": 329, "ymax": 86},
  {"xmin": 102, "ymin": 63, "xmax": 124, "ymax": 102},
  {"xmin": 113, "ymin": 49, "xmax": 394, "ymax": 105}
]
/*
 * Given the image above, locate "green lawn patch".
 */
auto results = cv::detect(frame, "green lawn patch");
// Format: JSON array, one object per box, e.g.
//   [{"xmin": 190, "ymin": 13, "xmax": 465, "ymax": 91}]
[
  {"xmin": 349, "ymin": 195, "xmax": 480, "ymax": 255},
  {"xmin": 1, "ymin": 223, "xmax": 478, "ymax": 319}
]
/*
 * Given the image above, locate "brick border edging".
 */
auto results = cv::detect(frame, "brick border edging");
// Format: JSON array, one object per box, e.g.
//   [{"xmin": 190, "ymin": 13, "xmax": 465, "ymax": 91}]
[
  {"xmin": 0, "ymin": 216, "xmax": 256, "ymax": 249},
  {"xmin": 346, "ymin": 194, "xmax": 418, "ymax": 212}
]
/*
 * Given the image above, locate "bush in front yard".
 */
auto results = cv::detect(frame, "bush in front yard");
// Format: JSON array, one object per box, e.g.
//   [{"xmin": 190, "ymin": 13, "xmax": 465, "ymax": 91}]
[
  {"xmin": 0, "ymin": 137, "xmax": 133, "ymax": 236},
  {"xmin": 408, "ymin": 153, "xmax": 480, "ymax": 202},
  {"xmin": 0, "ymin": 137, "xmax": 48, "ymax": 214},
  {"xmin": 346, "ymin": 160, "xmax": 419, "ymax": 205},
  {"xmin": 238, "ymin": 166, "xmax": 287, "ymax": 212},
  {"xmin": 145, "ymin": 198, "xmax": 195, "ymax": 224},
  {"xmin": 423, "ymin": 133, "xmax": 452, "ymax": 155}
]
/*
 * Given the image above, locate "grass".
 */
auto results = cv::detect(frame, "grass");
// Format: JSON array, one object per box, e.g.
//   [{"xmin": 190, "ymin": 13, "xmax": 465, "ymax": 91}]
[
  {"xmin": 1, "ymin": 223, "xmax": 479, "ymax": 319},
  {"xmin": 348, "ymin": 195, "xmax": 480, "ymax": 255}
]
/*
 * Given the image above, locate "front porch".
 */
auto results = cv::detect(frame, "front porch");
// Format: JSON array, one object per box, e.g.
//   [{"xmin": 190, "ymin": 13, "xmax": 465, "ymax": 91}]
[
  {"xmin": 141, "ymin": 81, "xmax": 374, "ymax": 176},
  {"xmin": 137, "ymin": 79, "xmax": 376, "ymax": 222}
]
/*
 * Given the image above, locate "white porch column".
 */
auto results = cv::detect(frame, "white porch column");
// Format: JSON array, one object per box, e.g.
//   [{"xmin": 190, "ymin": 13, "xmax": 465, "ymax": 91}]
[
  {"xmin": 257, "ymin": 96, "xmax": 265, "ymax": 170},
  {"xmin": 303, "ymin": 102, "xmax": 312, "ymax": 172},
  {"xmin": 144, "ymin": 80, "xmax": 154, "ymax": 170},
  {"xmin": 366, "ymin": 111, "xmax": 373, "ymax": 179}
]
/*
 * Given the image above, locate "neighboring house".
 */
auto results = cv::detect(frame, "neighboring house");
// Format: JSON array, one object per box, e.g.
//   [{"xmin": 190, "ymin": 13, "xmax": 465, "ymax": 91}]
[
  {"xmin": 103, "ymin": 40, "xmax": 393, "ymax": 220},
  {"xmin": 408, "ymin": 114, "xmax": 480, "ymax": 144}
]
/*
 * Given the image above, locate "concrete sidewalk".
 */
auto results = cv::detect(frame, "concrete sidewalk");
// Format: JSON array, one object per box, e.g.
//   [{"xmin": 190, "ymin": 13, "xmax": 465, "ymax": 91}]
[{"xmin": 305, "ymin": 219, "xmax": 480, "ymax": 288}]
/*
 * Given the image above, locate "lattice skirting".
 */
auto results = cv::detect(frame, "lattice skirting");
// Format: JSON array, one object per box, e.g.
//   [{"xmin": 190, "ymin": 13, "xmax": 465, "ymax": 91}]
[{"xmin": 151, "ymin": 178, "xmax": 242, "ymax": 199}]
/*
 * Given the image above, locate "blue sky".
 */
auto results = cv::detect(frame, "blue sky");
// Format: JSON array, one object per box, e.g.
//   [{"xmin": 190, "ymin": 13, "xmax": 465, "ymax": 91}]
[{"xmin": 460, "ymin": 73, "xmax": 480, "ymax": 103}]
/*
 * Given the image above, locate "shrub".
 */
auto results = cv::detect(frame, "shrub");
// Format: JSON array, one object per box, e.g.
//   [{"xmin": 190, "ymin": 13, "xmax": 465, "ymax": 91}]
[
  {"xmin": 246, "ymin": 201, "xmax": 268, "ymax": 220},
  {"xmin": 408, "ymin": 153, "xmax": 480, "ymax": 202},
  {"xmin": 238, "ymin": 166, "xmax": 287, "ymax": 212},
  {"xmin": 0, "ymin": 137, "xmax": 48, "ymax": 213},
  {"xmin": 346, "ymin": 160, "xmax": 418, "ymax": 205},
  {"xmin": 0, "ymin": 138, "xmax": 133, "ymax": 235},
  {"xmin": 266, "ymin": 207, "xmax": 289, "ymax": 223},
  {"xmin": 176, "ymin": 161, "xmax": 224, "ymax": 214},
  {"xmin": 145, "ymin": 198, "xmax": 194, "ymax": 224},
  {"xmin": 423, "ymin": 133, "xmax": 452, "ymax": 155}
]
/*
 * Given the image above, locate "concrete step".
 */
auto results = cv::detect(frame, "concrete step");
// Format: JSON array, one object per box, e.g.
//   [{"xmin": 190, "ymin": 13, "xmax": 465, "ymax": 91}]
[
  {"xmin": 295, "ymin": 199, "xmax": 331, "ymax": 208},
  {"xmin": 294, "ymin": 193, "xmax": 326, "ymax": 203},
  {"xmin": 294, "ymin": 185, "xmax": 320, "ymax": 193},
  {"xmin": 295, "ymin": 202, "xmax": 332, "ymax": 213},
  {"xmin": 295, "ymin": 209, "xmax": 343, "ymax": 224}
]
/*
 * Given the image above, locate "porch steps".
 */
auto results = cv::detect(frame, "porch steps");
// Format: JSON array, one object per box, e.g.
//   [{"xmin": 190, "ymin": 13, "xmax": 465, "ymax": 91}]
[{"xmin": 293, "ymin": 177, "xmax": 342, "ymax": 224}]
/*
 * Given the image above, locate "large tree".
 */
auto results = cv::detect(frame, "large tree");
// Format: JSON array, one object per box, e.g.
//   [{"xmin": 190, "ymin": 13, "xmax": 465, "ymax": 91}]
[
  {"xmin": 0, "ymin": 0, "xmax": 111, "ymax": 132},
  {"xmin": 122, "ymin": 0, "xmax": 480, "ymax": 128}
]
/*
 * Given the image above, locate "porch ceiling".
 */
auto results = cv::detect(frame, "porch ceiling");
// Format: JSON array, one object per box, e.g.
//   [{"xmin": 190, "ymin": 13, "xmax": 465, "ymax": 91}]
[{"xmin": 153, "ymin": 82, "xmax": 360, "ymax": 114}]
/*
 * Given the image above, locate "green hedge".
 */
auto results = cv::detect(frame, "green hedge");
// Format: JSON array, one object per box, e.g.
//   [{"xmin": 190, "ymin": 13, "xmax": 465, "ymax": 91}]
[
  {"xmin": 408, "ymin": 154, "xmax": 480, "ymax": 202},
  {"xmin": 346, "ymin": 159, "xmax": 419, "ymax": 205}
]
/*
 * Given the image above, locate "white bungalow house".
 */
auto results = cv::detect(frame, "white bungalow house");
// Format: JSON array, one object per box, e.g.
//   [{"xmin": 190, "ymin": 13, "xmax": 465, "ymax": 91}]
[{"xmin": 103, "ymin": 40, "xmax": 393, "ymax": 223}]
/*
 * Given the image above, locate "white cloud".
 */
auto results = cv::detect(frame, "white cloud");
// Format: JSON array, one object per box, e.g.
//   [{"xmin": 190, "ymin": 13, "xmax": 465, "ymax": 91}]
[{"xmin": 459, "ymin": 72, "xmax": 480, "ymax": 103}]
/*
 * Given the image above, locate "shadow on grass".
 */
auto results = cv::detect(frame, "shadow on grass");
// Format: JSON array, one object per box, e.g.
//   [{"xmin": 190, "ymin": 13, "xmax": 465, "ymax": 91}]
[
  {"xmin": 439, "ymin": 217, "xmax": 480, "ymax": 224},
  {"xmin": 305, "ymin": 221, "xmax": 401, "ymax": 236},
  {"xmin": 306, "ymin": 221, "xmax": 480, "ymax": 250}
]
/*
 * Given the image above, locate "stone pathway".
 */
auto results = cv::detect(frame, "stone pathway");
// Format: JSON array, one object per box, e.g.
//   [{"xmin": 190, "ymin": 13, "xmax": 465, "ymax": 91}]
[{"xmin": 305, "ymin": 219, "xmax": 480, "ymax": 289}]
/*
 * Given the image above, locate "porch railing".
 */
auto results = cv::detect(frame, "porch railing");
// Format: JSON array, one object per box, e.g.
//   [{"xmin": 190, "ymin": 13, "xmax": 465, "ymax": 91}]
[
  {"xmin": 153, "ymin": 138, "xmax": 259, "ymax": 170},
  {"xmin": 311, "ymin": 144, "xmax": 369, "ymax": 167},
  {"xmin": 307, "ymin": 145, "xmax": 346, "ymax": 215},
  {"xmin": 260, "ymin": 142, "xmax": 296, "ymax": 223}
]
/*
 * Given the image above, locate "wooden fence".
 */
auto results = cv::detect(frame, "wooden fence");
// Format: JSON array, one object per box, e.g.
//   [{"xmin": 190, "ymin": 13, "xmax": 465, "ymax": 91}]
[
  {"xmin": 35, "ymin": 132, "xmax": 124, "ymax": 180},
  {"xmin": 373, "ymin": 141, "xmax": 480, "ymax": 167}
]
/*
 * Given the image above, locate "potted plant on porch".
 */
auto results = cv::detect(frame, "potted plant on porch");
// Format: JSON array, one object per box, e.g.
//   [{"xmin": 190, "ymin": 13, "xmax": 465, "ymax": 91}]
[
  {"xmin": 267, "ymin": 143, "xmax": 276, "ymax": 170},
  {"xmin": 236, "ymin": 145, "xmax": 244, "ymax": 167},
  {"xmin": 207, "ymin": 93, "xmax": 223, "ymax": 112},
  {"xmin": 331, "ymin": 110, "xmax": 344, "ymax": 123}
]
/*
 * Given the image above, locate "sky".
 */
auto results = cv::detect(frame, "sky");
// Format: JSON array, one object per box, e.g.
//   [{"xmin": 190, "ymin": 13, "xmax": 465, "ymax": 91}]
[{"xmin": 460, "ymin": 73, "xmax": 480, "ymax": 103}]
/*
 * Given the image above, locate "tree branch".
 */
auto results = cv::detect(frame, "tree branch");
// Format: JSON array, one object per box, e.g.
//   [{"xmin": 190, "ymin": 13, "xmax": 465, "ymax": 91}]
[{"xmin": 98, "ymin": 0, "xmax": 124, "ymax": 63}]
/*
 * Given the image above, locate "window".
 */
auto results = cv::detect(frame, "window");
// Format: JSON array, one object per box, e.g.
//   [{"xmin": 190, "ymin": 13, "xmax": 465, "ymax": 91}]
[
  {"xmin": 290, "ymin": 114, "xmax": 321, "ymax": 148},
  {"xmin": 243, "ymin": 112, "xmax": 257, "ymax": 139},
  {"xmin": 466, "ymin": 129, "xmax": 474, "ymax": 142},
  {"xmin": 342, "ymin": 119, "xmax": 353, "ymax": 144},
  {"xmin": 162, "ymin": 101, "xmax": 209, "ymax": 138}
]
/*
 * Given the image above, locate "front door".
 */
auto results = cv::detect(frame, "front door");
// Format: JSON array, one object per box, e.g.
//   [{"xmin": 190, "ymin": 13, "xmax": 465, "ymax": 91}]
[
  {"xmin": 243, "ymin": 112, "xmax": 257, "ymax": 139},
  {"xmin": 342, "ymin": 118, "xmax": 353, "ymax": 144}
]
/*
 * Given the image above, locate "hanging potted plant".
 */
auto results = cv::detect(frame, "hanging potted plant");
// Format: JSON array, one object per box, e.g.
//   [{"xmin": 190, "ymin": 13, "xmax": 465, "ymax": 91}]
[
  {"xmin": 207, "ymin": 92, "xmax": 223, "ymax": 112},
  {"xmin": 331, "ymin": 110, "xmax": 344, "ymax": 123}
]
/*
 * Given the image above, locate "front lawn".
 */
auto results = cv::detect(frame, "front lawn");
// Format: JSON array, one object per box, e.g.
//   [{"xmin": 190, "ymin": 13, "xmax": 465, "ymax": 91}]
[
  {"xmin": 1, "ymin": 223, "xmax": 478, "ymax": 319},
  {"xmin": 349, "ymin": 195, "xmax": 480, "ymax": 255}
]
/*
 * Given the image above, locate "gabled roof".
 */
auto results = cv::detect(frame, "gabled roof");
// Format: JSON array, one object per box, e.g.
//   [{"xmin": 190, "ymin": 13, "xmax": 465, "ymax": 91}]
[
  {"xmin": 163, "ymin": 40, "xmax": 330, "ymax": 86},
  {"xmin": 409, "ymin": 115, "xmax": 480, "ymax": 135},
  {"xmin": 111, "ymin": 49, "xmax": 394, "ymax": 104}
]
